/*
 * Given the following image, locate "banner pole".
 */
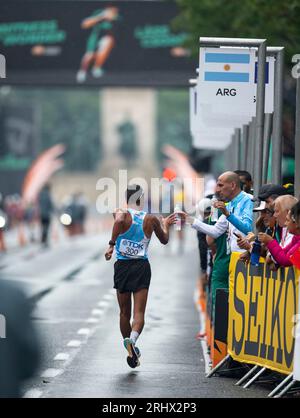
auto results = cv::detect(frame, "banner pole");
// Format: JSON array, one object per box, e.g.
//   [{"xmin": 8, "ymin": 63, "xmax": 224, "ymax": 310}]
[
  {"xmin": 268, "ymin": 373, "xmax": 293, "ymax": 398},
  {"xmin": 242, "ymin": 124, "xmax": 249, "ymax": 170},
  {"xmin": 262, "ymin": 113, "xmax": 273, "ymax": 183},
  {"xmin": 206, "ymin": 354, "xmax": 231, "ymax": 378},
  {"xmin": 295, "ymin": 73, "xmax": 300, "ymax": 198},
  {"xmin": 274, "ymin": 379, "xmax": 297, "ymax": 398},
  {"xmin": 243, "ymin": 367, "xmax": 266, "ymax": 388},
  {"xmin": 271, "ymin": 47, "xmax": 284, "ymax": 184},
  {"xmin": 253, "ymin": 41, "xmax": 267, "ymax": 197},
  {"xmin": 235, "ymin": 365, "xmax": 260, "ymax": 386}
]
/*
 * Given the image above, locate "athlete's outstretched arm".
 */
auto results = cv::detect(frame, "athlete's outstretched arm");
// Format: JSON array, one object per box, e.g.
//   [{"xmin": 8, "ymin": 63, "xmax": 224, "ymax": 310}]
[
  {"xmin": 105, "ymin": 209, "xmax": 126, "ymax": 260},
  {"xmin": 152, "ymin": 214, "xmax": 177, "ymax": 245}
]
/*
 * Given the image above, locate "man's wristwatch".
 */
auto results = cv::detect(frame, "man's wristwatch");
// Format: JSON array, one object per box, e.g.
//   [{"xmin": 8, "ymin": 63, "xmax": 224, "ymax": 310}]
[{"xmin": 109, "ymin": 240, "xmax": 116, "ymax": 246}]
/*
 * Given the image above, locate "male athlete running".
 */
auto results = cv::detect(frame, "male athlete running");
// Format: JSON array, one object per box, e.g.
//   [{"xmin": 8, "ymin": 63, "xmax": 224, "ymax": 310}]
[{"xmin": 105, "ymin": 185, "xmax": 176, "ymax": 368}]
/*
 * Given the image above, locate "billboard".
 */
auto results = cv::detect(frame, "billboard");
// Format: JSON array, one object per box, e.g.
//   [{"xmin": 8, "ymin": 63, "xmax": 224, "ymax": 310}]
[{"xmin": 0, "ymin": 0, "xmax": 196, "ymax": 87}]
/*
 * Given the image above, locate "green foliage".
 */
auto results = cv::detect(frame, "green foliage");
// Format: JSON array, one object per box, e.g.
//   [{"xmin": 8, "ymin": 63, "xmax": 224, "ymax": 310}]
[{"xmin": 175, "ymin": 0, "xmax": 300, "ymax": 62}]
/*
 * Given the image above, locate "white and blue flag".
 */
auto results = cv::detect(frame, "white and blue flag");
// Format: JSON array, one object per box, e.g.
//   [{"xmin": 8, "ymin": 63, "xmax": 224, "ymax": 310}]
[
  {"xmin": 198, "ymin": 47, "xmax": 256, "ymax": 124},
  {"xmin": 204, "ymin": 52, "xmax": 251, "ymax": 83}
]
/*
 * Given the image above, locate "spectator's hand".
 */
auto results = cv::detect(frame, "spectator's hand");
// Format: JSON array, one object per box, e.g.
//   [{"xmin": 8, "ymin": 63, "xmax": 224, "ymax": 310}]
[
  {"xmin": 105, "ymin": 246, "xmax": 114, "ymax": 261},
  {"xmin": 258, "ymin": 232, "xmax": 273, "ymax": 245},
  {"xmin": 266, "ymin": 254, "xmax": 279, "ymax": 271},
  {"xmin": 269, "ymin": 262, "xmax": 279, "ymax": 271},
  {"xmin": 213, "ymin": 201, "xmax": 230, "ymax": 217},
  {"xmin": 239, "ymin": 251, "xmax": 250, "ymax": 265},
  {"xmin": 266, "ymin": 253, "xmax": 273, "ymax": 264},
  {"xmin": 237, "ymin": 235, "xmax": 252, "ymax": 251}
]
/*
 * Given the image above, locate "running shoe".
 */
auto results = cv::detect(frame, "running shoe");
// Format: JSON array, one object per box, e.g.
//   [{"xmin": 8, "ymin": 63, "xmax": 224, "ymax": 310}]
[
  {"xmin": 135, "ymin": 346, "xmax": 141, "ymax": 358},
  {"xmin": 123, "ymin": 338, "xmax": 140, "ymax": 368}
]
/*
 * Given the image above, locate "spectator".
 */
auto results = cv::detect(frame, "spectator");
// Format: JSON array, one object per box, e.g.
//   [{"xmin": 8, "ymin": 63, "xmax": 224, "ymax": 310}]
[
  {"xmin": 196, "ymin": 198, "xmax": 212, "ymax": 289},
  {"xmin": 38, "ymin": 184, "xmax": 54, "ymax": 246},
  {"xmin": 234, "ymin": 170, "xmax": 253, "ymax": 195},
  {"xmin": 258, "ymin": 201, "xmax": 300, "ymax": 267},
  {"xmin": 273, "ymin": 195, "xmax": 298, "ymax": 248},
  {"xmin": 257, "ymin": 184, "xmax": 288, "ymax": 209},
  {"xmin": 183, "ymin": 171, "xmax": 253, "ymax": 253}
]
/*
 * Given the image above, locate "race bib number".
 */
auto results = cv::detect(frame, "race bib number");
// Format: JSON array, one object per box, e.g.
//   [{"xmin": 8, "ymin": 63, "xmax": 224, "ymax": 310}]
[{"xmin": 119, "ymin": 239, "xmax": 146, "ymax": 258}]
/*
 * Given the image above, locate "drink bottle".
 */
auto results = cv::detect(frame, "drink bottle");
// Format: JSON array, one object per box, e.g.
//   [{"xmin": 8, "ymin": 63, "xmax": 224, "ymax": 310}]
[
  {"xmin": 210, "ymin": 197, "xmax": 219, "ymax": 222},
  {"xmin": 174, "ymin": 204, "xmax": 181, "ymax": 231},
  {"xmin": 250, "ymin": 237, "xmax": 261, "ymax": 266}
]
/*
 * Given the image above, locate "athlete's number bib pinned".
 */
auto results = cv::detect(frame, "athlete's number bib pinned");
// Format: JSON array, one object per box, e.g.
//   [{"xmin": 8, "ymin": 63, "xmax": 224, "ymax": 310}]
[{"xmin": 119, "ymin": 239, "xmax": 146, "ymax": 258}]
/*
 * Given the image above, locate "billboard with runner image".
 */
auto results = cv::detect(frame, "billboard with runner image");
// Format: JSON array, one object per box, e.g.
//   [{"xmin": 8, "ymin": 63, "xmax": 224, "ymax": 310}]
[{"xmin": 0, "ymin": 0, "xmax": 196, "ymax": 87}]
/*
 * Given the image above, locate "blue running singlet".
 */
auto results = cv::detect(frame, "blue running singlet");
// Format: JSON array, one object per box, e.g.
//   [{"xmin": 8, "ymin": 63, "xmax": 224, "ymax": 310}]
[{"xmin": 116, "ymin": 209, "xmax": 151, "ymax": 260}]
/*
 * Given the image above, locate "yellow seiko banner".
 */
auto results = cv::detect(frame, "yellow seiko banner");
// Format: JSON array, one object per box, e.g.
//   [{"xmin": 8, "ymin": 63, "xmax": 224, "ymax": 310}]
[{"xmin": 228, "ymin": 253, "xmax": 299, "ymax": 375}]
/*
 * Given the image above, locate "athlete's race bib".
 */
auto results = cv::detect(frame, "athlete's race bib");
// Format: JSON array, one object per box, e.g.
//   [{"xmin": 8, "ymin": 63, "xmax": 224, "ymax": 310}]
[{"xmin": 119, "ymin": 239, "xmax": 146, "ymax": 258}]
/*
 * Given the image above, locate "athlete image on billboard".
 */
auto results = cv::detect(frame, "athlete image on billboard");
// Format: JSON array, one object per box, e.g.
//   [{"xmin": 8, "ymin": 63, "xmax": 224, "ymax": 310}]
[{"xmin": 76, "ymin": 6, "xmax": 119, "ymax": 83}]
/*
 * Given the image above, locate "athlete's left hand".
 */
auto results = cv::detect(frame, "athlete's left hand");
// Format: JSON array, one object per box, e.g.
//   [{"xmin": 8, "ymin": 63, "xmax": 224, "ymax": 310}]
[
  {"xmin": 105, "ymin": 246, "xmax": 114, "ymax": 260},
  {"xmin": 164, "ymin": 213, "xmax": 177, "ymax": 227}
]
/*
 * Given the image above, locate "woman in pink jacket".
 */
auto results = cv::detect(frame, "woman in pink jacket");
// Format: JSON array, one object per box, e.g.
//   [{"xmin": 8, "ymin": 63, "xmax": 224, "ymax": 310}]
[{"xmin": 258, "ymin": 201, "xmax": 300, "ymax": 267}]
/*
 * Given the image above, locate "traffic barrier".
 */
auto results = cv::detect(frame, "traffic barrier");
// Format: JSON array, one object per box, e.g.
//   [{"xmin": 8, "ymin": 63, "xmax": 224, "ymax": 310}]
[
  {"xmin": 211, "ymin": 289, "xmax": 229, "ymax": 367},
  {"xmin": 228, "ymin": 253, "xmax": 299, "ymax": 375},
  {"xmin": 293, "ymin": 273, "xmax": 300, "ymax": 383}
]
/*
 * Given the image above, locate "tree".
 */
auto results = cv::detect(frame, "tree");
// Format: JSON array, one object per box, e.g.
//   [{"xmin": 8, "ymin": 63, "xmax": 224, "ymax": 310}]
[{"xmin": 175, "ymin": 0, "xmax": 300, "ymax": 62}]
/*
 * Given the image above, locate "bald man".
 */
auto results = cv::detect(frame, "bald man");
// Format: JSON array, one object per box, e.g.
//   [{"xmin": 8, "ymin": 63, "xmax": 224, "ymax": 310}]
[
  {"xmin": 181, "ymin": 171, "xmax": 253, "ymax": 322},
  {"xmin": 182, "ymin": 171, "xmax": 254, "ymax": 253}
]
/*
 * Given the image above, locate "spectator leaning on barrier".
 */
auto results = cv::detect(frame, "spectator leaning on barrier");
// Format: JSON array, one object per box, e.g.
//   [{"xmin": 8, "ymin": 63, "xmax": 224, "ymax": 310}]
[
  {"xmin": 273, "ymin": 195, "xmax": 298, "ymax": 248},
  {"xmin": 262, "ymin": 195, "xmax": 298, "ymax": 271},
  {"xmin": 256, "ymin": 183, "xmax": 289, "ymax": 244},
  {"xmin": 258, "ymin": 201, "xmax": 300, "ymax": 267},
  {"xmin": 238, "ymin": 201, "xmax": 268, "ymax": 251},
  {"xmin": 238, "ymin": 201, "xmax": 276, "ymax": 264},
  {"xmin": 257, "ymin": 183, "xmax": 288, "ymax": 209}
]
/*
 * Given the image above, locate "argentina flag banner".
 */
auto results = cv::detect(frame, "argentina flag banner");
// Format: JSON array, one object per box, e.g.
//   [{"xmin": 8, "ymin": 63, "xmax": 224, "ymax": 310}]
[
  {"xmin": 198, "ymin": 47, "xmax": 256, "ymax": 120},
  {"xmin": 204, "ymin": 52, "xmax": 251, "ymax": 83}
]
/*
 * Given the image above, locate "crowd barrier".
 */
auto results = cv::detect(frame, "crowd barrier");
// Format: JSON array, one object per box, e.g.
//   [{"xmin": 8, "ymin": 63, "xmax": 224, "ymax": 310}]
[{"xmin": 202, "ymin": 252, "xmax": 300, "ymax": 396}]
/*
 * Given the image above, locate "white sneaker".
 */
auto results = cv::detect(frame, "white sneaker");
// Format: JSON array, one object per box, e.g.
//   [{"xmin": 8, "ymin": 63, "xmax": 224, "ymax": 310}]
[
  {"xmin": 76, "ymin": 70, "xmax": 86, "ymax": 83},
  {"xmin": 92, "ymin": 67, "xmax": 103, "ymax": 78},
  {"xmin": 123, "ymin": 338, "xmax": 140, "ymax": 368}
]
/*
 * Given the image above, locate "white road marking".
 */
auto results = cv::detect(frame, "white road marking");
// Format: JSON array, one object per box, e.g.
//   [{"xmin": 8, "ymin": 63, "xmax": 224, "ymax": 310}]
[
  {"xmin": 54, "ymin": 353, "xmax": 70, "ymax": 361},
  {"xmin": 97, "ymin": 300, "xmax": 110, "ymax": 308},
  {"xmin": 23, "ymin": 389, "xmax": 43, "ymax": 398},
  {"xmin": 91, "ymin": 309, "xmax": 104, "ymax": 316},
  {"xmin": 67, "ymin": 340, "xmax": 82, "ymax": 348},
  {"xmin": 77, "ymin": 328, "xmax": 91, "ymax": 335},
  {"xmin": 103, "ymin": 293, "xmax": 114, "ymax": 301},
  {"xmin": 41, "ymin": 368, "xmax": 63, "ymax": 378},
  {"xmin": 86, "ymin": 317, "xmax": 99, "ymax": 323}
]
